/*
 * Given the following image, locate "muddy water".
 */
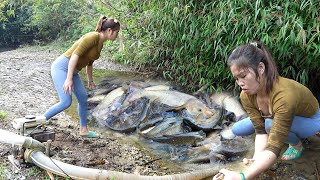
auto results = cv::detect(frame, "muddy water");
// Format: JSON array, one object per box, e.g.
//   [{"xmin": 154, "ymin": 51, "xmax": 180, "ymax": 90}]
[{"xmin": 65, "ymin": 69, "xmax": 255, "ymax": 173}]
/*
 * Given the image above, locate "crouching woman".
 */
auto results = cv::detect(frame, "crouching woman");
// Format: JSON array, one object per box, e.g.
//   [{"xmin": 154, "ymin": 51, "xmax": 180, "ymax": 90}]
[{"xmin": 213, "ymin": 41, "xmax": 320, "ymax": 180}]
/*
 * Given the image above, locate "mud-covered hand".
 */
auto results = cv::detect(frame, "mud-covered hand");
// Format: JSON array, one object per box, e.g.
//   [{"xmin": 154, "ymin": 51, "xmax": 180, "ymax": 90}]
[
  {"xmin": 213, "ymin": 169, "xmax": 242, "ymax": 180},
  {"xmin": 63, "ymin": 79, "xmax": 74, "ymax": 94},
  {"xmin": 88, "ymin": 81, "xmax": 96, "ymax": 90}
]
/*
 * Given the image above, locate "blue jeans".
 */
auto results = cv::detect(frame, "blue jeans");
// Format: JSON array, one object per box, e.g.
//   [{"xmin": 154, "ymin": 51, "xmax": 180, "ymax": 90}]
[
  {"xmin": 232, "ymin": 110, "xmax": 320, "ymax": 145},
  {"xmin": 44, "ymin": 55, "xmax": 87, "ymax": 127}
]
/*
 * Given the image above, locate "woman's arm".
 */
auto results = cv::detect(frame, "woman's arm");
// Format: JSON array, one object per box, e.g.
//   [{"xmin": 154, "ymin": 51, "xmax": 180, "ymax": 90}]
[
  {"xmin": 243, "ymin": 134, "xmax": 268, "ymax": 164},
  {"xmin": 244, "ymin": 150, "xmax": 277, "ymax": 179},
  {"xmin": 242, "ymin": 133, "xmax": 272, "ymax": 179},
  {"xmin": 63, "ymin": 54, "xmax": 79, "ymax": 94},
  {"xmin": 214, "ymin": 134, "xmax": 274, "ymax": 180},
  {"xmin": 253, "ymin": 134, "xmax": 268, "ymax": 158},
  {"xmin": 86, "ymin": 64, "xmax": 96, "ymax": 90},
  {"xmin": 217, "ymin": 150, "xmax": 277, "ymax": 180}
]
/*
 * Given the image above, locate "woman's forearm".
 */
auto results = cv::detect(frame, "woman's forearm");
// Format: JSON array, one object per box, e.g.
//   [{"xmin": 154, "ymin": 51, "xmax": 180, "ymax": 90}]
[
  {"xmin": 86, "ymin": 65, "xmax": 93, "ymax": 82},
  {"xmin": 253, "ymin": 134, "xmax": 268, "ymax": 158},
  {"xmin": 66, "ymin": 54, "xmax": 79, "ymax": 80},
  {"xmin": 244, "ymin": 150, "xmax": 277, "ymax": 179}
]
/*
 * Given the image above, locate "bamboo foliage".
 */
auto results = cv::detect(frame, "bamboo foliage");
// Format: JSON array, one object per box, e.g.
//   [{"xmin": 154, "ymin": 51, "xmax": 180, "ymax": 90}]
[{"xmin": 134, "ymin": 0, "xmax": 320, "ymax": 94}]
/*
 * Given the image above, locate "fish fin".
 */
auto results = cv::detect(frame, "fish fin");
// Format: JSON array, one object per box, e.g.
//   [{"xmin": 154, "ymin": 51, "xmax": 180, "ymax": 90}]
[{"xmin": 173, "ymin": 105, "xmax": 185, "ymax": 111}]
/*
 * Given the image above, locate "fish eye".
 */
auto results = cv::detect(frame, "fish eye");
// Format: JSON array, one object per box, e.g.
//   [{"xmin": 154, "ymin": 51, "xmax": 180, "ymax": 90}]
[{"xmin": 199, "ymin": 109, "xmax": 202, "ymax": 112}]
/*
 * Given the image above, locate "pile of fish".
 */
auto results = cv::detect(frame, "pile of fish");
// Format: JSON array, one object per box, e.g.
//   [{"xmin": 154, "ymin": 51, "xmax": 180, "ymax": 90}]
[{"xmin": 87, "ymin": 80, "xmax": 253, "ymax": 165}]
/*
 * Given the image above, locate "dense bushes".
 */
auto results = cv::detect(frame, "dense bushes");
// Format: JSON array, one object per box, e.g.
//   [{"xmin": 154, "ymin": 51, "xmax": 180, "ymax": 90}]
[
  {"xmin": 0, "ymin": 0, "xmax": 95, "ymax": 47},
  {"xmin": 137, "ymin": 0, "xmax": 320, "ymax": 95},
  {"xmin": 0, "ymin": 1, "xmax": 34, "ymax": 47},
  {"xmin": 1, "ymin": 0, "xmax": 320, "ymax": 98}
]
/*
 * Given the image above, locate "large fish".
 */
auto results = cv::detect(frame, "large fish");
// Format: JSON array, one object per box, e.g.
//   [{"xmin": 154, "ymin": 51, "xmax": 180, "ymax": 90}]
[
  {"xmin": 174, "ymin": 98, "xmax": 214, "ymax": 119},
  {"xmin": 219, "ymin": 123, "xmax": 236, "ymax": 140},
  {"xmin": 144, "ymin": 84, "xmax": 172, "ymax": 91},
  {"xmin": 211, "ymin": 136, "xmax": 254, "ymax": 160},
  {"xmin": 139, "ymin": 117, "xmax": 189, "ymax": 138},
  {"xmin": 150, "ymin": 131, "xmax": 207, "ymax": 146},
  {"xmin": 104, "ymin": 98, "xmax": 151, "ymax": 133},
  {"xmin": 126, "ymin": 86, "xmax": 216, "ymax": 121},
  {"xmin": 87, "ymin": 94, "xmax": 107, "ymax": 105},
  {"xmin": 126, "ymin": 86, "xmax": 202, "ymax": 107},
  {"xmin": 91, "ymin": 87, "xmax": 126, "ymax": 122},
  {"xmin": 138, "ymin": 114, "xmax": 207, "ymax": 146},
  {"xmin": 210, "ymin": 92, "xmax": 247, "ymax": 121},
  {"xmin": 185, "ymin": 144, "xmax": 226, "ymax": 164},
  {"xmin": 183, "ymin": 134, "xmax": 253, "ymax": 164},
  {"xmin": 182, "ymin": 104, "xmax": 224, "ymax": 132}
]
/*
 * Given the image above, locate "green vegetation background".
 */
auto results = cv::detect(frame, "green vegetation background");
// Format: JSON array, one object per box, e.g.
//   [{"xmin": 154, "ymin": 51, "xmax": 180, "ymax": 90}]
[{"xmin": 1, "ymin": 0, "xmax": 320, "ymax": 98}]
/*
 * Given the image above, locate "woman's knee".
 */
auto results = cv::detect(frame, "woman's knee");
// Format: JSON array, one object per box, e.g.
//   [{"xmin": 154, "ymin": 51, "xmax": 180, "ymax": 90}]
[
  {"xmin": 265, "ymin": 118, "xmax": 273, "ymax": 133},
  {"xmin": 60, "ymin": 99, "xmax": 72, "ymax": 109},
  {"xmin": 232, "ymin": 118, "xmax": 255, "ymax": 136},
  {"xmin": 231, "ymin": 122, "xmax": 243, "ymax": 135}
]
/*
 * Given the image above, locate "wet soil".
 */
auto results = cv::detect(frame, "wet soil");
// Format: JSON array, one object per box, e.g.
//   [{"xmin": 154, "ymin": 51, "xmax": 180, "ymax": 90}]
[{"xmin": 0, "ymin": 46, "xmax": 320, "ymax": 180}]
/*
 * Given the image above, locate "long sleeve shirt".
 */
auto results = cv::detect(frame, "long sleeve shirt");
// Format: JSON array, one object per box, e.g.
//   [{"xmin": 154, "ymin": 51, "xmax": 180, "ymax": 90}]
[
  {"xmin": 64, "ymin": 32, "xmax": 102, "ymax": 71},
  {"xmin": 240, "ymin": 76, "xmax": 319, "ymax": 156}
]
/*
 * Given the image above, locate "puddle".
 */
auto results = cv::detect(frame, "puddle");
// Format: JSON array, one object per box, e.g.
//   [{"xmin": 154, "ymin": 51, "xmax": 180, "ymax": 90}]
[{"xmin": 66, "ymin": 69, "xmax": 255, "ymax": 172}]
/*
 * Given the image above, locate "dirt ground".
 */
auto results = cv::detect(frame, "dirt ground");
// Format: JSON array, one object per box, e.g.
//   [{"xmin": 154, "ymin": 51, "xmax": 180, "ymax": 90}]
[{"xmin": 0, "ymin": 46, "xmax": 320, "ymax": 180}]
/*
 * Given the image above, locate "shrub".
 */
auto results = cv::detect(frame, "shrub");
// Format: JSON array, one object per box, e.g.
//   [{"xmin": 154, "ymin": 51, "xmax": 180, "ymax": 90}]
[{"xmin": 132, "ymin": 0, "xmax": 320, "ymax": 95}]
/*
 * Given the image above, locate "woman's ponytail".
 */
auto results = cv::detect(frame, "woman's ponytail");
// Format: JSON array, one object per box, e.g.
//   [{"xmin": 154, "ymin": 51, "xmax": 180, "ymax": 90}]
[
  {"xmin": 95, "ymin": 16, "xmax": 120, "ymax": 32},
  {"xmin": 257, "ymin": 41, "xmax": 279, "ymax": 93},
  {"xmin": 95, "ymin": 16, "xmax": 107, "ymax": 32}
]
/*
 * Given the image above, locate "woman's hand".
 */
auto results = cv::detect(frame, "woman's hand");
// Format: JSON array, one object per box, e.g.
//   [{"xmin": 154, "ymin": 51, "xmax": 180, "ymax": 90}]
[
  {"xmin": 212, "ymin": 169, "xmax": 242, "ymax": 180},
  {"xmin": 88, "ymin": 81, "xmax": 96, "ymax": 90},
  {"xmin": 63, "ymin": 79, "xmax": 73, "ymax": 94}
]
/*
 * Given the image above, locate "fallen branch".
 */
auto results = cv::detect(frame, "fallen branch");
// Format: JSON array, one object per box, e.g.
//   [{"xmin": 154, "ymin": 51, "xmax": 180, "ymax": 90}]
[
  {"xmin": 46, "ymin": 170, "xmax": 55, "ymax": 180},
  {"xmin": 141, "ymin": 157, "xmax": 162, "ymax": 166}
]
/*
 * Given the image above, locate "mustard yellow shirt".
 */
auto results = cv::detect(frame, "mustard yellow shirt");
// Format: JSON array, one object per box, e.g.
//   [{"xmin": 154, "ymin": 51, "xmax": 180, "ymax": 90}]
[
  {"xmin": 240, "ymin": 77, "xmax": 319, "ymax": 156},
  {"xmin": 64, "ymin": 32, "xmax": 102, "ymax": 71}
]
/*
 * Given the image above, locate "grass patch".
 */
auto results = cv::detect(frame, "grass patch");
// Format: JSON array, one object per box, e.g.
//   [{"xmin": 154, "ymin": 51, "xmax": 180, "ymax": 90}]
[
  {"xmin": 0, "ymin": 164, "xmax": 6, "ymax": 179},
  {"xmin": 26, "ymin": 166, "xmax": 47, "ymax": 178},
  {"xmin": 0, "ymin": 111, "xmax": 8, "ymax": 121}
]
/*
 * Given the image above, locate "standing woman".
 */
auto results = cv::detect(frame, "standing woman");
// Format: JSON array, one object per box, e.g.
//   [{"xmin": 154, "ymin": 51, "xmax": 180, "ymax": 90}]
[
  {"xmin": 44, "ymin": 16, "xmax": 120, "ymax": 138},
  {"xmin": 213, "ymin": 41, "xmax": 320, "ymax": 179}
]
